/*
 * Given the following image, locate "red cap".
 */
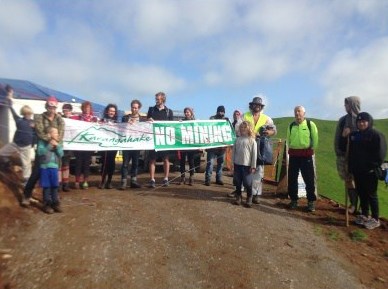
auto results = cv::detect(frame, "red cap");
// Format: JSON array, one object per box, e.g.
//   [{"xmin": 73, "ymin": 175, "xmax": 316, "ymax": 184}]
[{"xmin": 46, "ymin": 96, "xmax": 58, "ymax": 107}]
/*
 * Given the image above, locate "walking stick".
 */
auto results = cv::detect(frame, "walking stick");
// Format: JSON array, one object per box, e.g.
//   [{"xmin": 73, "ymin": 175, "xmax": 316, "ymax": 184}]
[{"xmin": 345, "ymin": 136, "xmax": 350, "ymax": 227}]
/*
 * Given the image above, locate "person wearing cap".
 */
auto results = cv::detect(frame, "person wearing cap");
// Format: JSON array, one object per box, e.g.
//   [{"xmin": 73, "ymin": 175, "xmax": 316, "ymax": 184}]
[
  {"xmin": 22, "ymin": 96, "xmax": 65, "ymax": 208},
  {"xmin": 348, "ymin": 112, "xmax": 387, "ymax": 229},
  {"xmin": 58, "ymin": 103, "xmax": 74, "ymax": 192},
  {"xmin": 239, "ymin": 96, "xmax": 277, "ymax": 205},
  {"xmin": 0, "ymin": 85, "xmax": 35, "ymax": 185},
  {"xmin": 334, "ymin": 96, "xmax": 361, "ymax": 214},
  {"xmin": 287, "ymin": 105, "xmax": 318, "ymax": 212},
  {"xmin": 204, "ymin": 105, "xmax": 229, "ymax": 186}
]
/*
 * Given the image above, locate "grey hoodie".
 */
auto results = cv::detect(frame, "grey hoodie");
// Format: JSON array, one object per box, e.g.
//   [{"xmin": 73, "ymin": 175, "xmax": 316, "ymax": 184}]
[{"xmin": 334, "ymin": 96, "xmax": 361, "ymax": 156}]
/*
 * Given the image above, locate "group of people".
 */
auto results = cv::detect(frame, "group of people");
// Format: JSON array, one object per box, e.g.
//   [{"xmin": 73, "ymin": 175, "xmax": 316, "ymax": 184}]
[{"xmin": 0, "ymin": 85, "xmax": 386, "ymax": 230}]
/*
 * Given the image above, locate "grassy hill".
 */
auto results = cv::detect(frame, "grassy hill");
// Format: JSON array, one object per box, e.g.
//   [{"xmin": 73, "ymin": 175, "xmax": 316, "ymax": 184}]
[{"xmin": 273, "ymin": 117, "xmax": 388, "ymax": 218}]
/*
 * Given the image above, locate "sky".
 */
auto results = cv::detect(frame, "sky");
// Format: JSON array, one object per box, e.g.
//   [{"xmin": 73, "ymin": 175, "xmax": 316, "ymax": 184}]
[{"xmin": 1, "ymin": 0, "xmax": 388, "ymax": 120}]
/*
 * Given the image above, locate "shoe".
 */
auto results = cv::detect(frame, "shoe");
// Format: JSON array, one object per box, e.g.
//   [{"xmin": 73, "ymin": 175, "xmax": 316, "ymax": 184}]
[
  {"xmin": 216, "ymin": 180, "xmax": 224, "ymax": 186},
  {"xmin": 289, "ymin": 200, "xmax": 298, "ymax": 209},
  {"xmin": 307, "ymin": 201, "xmax": 315, "ymax": 212},
  {"xmin": 52, "ymin": 204, "xmax": 63, "ymax": 213},
  {"xmin": 162, "ymin": 179, "xmax": 169, "ymax": 187},
  {"xmin": 364, "ymin": 218, "xmax": 380, "ymax": 230},
  {"xmin": 354, "ymin": 215, "xmax": 370, "ymax": 226},
  {"xmin": 21, "ymin": 196, "xmax": 31, "ymax": 207},
  {"xmin": 62, "ymin": 183, "xmax": 71, "ymax": 192},
  {"xmin": 130, "ymin": 181, "xmax": 141, "ymax": 188},
  {"xmin": 119, "ymin": 179, "xmax": 127, "ymax": 190},
  {"xmin": 82, "ymin": 182, "xmax": 89, "ymax": 189},
  {"xmin": 179, "ymin": 176, "xmax": 185, "ymax": 185},
  {"xmin": 188, "ymin": 177, "xmax": 193, "ymax": 186},
  {"xmin": 233, "ymin": 195, "xmax": 242, "ymax": 206},
  {"xmin": 74, "ymin": 182, "xmax": 80, "ymax": 190},
  {"xmin": 227, "ymin": 190, "xmax": 236, "ymax": 198},
  {"xmin": 42, "ymin": 205, "xmax": 54, "ymax": 214},
  {"xmin": 105, "ymin": 182, "xmax": 113, "ymax": 189},
  {"xmin": 204, "ymin": 180, "xmax": 210, "ymax": 186},
  {"xmin": 149, "ymin": 180, "xmax": 156, "ymax": 188},
  {"xmin": 252, "ymin": 195, "xmax": 260, "ymax": 204},
  {"xmin": 348, "ymin": 206, "xmax": 356, "ymax": 214},
  {"xmin": 244, "ymin": 196, "xmax": 253, "ymax": 208}
]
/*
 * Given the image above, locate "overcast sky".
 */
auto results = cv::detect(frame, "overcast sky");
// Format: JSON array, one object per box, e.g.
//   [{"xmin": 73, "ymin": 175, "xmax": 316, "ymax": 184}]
[{"xmin": 1, "ymin": 0, "xmax": 388, "ymax": 120}]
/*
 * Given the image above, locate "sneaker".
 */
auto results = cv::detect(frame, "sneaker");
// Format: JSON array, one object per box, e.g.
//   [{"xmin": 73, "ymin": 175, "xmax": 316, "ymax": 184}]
[
  {"xmin": 364, "ymin": 218, "xmax": 380, "ymax": 230},
  {"xmin": 42, "ymin": 205, "xmax": 54, "ymax": 214},
  {"xmin": 162, "ymin": 179, "xmax": 169, "ymax": 187},
  {"xmin": 307, "ymin": 201, "xmax": 315, "ymax": 212},
  {"xmin": 105, "ymin": 183, "xmax": 113, "ymax": 189},
  {"xmin": 130, "ymin": 181, "xmax": 141, "ymax": 188},
  {"xmin": 119, "ymin": 180, "xmax": 127, "ymax": 190},
  {"xmin": 21, "ymin": 196, "xmax": 31, "ymax": 207},
  {"xmin": 82, "ymin": 182, "xmax": 89, "ymax": 189},
  {"xmin": 149, "ymin": 180, "xmax": 156, "ymax": 188},
  {"xmin": 289, "ymin": 200, "xmax": 298, "ymax": 209},
  {"xmin": 354, "ymin": 215, "xmax": 370, "ymax": 226},
  {"xmin": 252, "ymin": 195, "xmax": 260, "ymax": 204},
  {"xmin": 216, "ymin": 180, "xmax": 224, "ymax": 186}
]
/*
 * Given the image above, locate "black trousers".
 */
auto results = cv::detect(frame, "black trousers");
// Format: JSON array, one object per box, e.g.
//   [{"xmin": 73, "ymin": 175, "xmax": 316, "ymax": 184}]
[
  {"xmin": 353, "ymin": 171, "xmax": 379, "ymax": 219},
  {"xmin": 288, "ymin": 156, "xmax": 316, "ymax": 202}
]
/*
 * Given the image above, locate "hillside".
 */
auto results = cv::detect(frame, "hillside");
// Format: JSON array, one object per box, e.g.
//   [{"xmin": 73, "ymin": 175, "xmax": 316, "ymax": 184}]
[{"xmin": 273, "ymin": 117, "xmax": 388, "ymax": 217}]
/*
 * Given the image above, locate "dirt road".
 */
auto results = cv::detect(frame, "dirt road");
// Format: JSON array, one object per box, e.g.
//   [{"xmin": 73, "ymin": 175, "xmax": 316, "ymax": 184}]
[{"xmin": 0, "ymin": 174, "xmax": 367, "ymax": 289}]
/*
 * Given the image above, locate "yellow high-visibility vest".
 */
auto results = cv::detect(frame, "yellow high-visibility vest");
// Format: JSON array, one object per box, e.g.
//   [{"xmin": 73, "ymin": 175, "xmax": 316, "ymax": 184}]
[{"xmin": 243, "ymin": 112, "xmax": 269, "ymax": 134}]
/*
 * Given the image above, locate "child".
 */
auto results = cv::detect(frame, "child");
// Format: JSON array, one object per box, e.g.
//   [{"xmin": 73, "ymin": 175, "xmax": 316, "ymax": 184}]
[
  {"xmin": 38, "ymin": 127, "xmax": 64, "ymax": 214},
  {"xmin": 232, "ymin": 121, "xmax": 257, "ymax": 208},
  {"xmin": 0, "ymin": 99, "xmax": 35, "ymax": 186}
]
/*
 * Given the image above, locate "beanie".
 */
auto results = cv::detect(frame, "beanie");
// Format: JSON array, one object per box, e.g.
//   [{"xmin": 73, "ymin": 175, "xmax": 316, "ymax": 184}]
[
  {"xmin": 217, "ymin": 105, "xmax": 225, "ymax": 113},
  {"xmin": 356, "ymin": 112, "xmax": 372, "ymax": 122}
]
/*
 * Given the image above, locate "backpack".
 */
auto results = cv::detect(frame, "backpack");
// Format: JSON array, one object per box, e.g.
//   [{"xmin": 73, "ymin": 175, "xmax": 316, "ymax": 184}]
[
  {"xmin": 257, "ymin": 136, "xmax": 273, "ymax": 166},
  {"xmin": 289, "ymin": 119, "xmax": 312, "ymax": 148}
]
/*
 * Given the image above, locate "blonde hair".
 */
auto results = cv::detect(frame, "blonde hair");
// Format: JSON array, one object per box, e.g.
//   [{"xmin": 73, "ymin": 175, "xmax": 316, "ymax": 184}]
[
  {"xmin": 239, "ymin": 121, "xmax": 255, "ymax": 138},
  {"xmin": 20, "ymin": 105, "xmax": 33, "ymax": 116}
]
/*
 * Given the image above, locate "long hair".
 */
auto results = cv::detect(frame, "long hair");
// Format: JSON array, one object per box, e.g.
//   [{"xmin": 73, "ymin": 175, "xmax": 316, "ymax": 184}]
[
  {"xmin": 239, "ymin": 121, "xmax": 255, "ymax": 139},
  {"xmin": 103, "ymin": 103, "xmax": 118, "ymax": 121}
]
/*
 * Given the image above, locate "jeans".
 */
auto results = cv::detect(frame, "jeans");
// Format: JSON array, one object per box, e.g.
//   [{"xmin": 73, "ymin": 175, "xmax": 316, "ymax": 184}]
[
  {"xmin": 233, "ymin": 164, "xmax": 252, "ymax": 197},
  {"xmin": 121, "ymin": 150, "xmax": 140, "ymax": 180},
  {"xmin": 205, "ymin": 149, "xmax": 225, "ymax": 182}
]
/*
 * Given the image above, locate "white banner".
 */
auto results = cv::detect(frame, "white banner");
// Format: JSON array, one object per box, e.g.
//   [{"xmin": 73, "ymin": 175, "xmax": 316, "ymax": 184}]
[{"xmin": 63, "ymin": 119, "xmax": 154, "ymax": 151}]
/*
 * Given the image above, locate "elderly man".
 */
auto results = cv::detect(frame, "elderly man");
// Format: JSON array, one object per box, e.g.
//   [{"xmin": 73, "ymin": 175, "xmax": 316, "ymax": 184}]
[
  {"xmin": 241, "ymin": 96, "xmax": 276, "ymax": 204},
  {"xmin": 287, "ymin": 105, "xmax": 319, "ymax": 212}
]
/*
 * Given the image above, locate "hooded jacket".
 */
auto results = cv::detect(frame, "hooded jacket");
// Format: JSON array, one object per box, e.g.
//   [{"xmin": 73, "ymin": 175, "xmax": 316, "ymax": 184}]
[
  {"xmin": 334, "ymin": 96, "xmax": 361, "ymax": 156},
  {"xmin": 348, "ymin": 112, "xmax": 387, "ymax": 174}
]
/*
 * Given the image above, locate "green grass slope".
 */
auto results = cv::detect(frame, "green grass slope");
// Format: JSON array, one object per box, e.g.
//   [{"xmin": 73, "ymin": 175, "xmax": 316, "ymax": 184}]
[{"xmin": 273, "ymin": 117, "xmax": 388, "ymax": 218}]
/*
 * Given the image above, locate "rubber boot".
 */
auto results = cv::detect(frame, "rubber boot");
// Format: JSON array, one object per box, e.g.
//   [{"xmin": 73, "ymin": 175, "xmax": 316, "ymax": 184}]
[
  {"xmin": 245, "ymin": 194, "xmax": 253, "ymax": 208},
  {"xmin": 233, "ymin": 194, "xmax": 242, "ymax": 205}
]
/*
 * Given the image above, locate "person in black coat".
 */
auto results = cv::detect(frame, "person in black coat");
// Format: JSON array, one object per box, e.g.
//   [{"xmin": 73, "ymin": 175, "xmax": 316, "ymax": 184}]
[{"xmin": 348, "ymin": 112, "xmax": 387, "ymax": 229}]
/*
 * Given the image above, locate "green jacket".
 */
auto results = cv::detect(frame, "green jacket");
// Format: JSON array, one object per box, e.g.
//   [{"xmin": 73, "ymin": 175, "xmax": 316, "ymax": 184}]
[{"xmin": 287, "ymin": 119, "xmax": 319, "ymax": 150}]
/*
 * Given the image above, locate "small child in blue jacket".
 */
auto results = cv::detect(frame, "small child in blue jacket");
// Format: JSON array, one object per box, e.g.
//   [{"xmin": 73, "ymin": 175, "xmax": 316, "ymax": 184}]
[{"xmin": 38, "ymin": 127, "xmax": 64, "ymax": 214}]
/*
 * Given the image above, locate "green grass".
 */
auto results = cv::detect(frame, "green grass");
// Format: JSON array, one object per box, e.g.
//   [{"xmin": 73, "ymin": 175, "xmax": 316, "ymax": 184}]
[
  {"xmin": 349, "ymin": 229, "xmax": 368, "ymax": 242},
  {"xmin": 273, "ymin": 117, "xmax": 388, "ymax": 218}
]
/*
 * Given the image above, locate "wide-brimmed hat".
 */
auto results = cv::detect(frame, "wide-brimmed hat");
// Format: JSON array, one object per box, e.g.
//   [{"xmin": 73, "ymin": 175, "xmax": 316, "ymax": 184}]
[{"xmin": 249, "ymin": 97, "xmax": 265, "ymax": 106}]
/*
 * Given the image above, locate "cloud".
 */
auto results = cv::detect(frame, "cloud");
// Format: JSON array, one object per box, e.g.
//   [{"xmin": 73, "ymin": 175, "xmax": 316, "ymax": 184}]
[
  {"xmin": 0, "ymin": 0, "xmax": 45, "ymax": 45},
  {"xmin": 321, "ymin": 37, "xmax": 388, "ymax": 118}
]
